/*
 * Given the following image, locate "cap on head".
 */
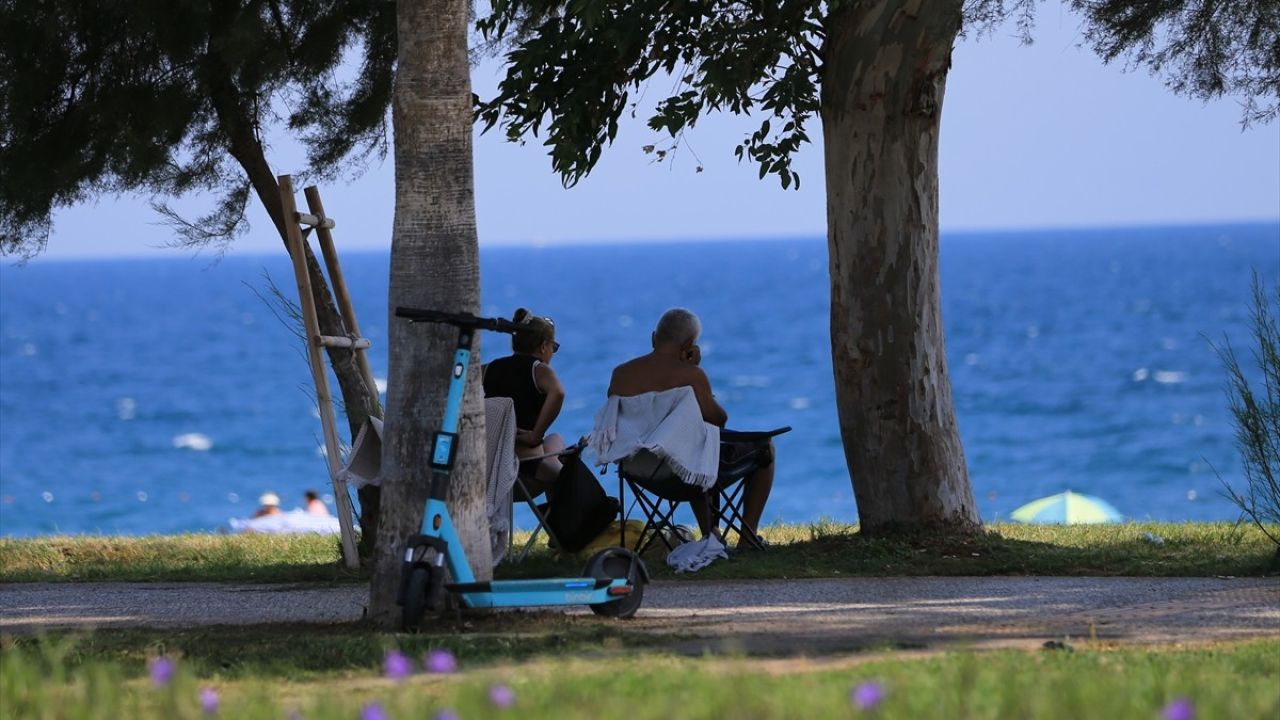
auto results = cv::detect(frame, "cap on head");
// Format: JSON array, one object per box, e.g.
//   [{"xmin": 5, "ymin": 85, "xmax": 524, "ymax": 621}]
[{"xmin": 259, "ymin": 492, "xmax": 280, "ymax": 507}]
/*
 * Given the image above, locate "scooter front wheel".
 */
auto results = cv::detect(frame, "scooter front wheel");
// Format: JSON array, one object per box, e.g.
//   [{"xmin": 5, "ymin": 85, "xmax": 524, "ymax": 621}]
[
  {"xmin": 584, "ymin": 548, "xmax": 645, "ymax": 619},
  {"xmin": 402, "ymin": 566, "xmax": 431, "ymax": 631}
]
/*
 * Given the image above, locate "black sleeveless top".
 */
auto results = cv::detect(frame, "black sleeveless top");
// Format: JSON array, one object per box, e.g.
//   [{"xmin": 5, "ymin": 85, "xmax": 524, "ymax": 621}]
[{"xmin": 483, "ymin": 354, "xmax": 546, "ymax": 430}]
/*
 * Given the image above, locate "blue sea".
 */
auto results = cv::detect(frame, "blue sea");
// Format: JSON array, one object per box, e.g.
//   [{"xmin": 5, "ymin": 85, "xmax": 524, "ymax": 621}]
[{"xmin": 1, "ymin": 223, "xmax": 1276, "ymax": 537}]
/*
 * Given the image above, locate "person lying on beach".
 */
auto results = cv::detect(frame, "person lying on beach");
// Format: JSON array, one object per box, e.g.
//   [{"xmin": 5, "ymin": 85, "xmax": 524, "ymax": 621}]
[
  {"xmin": 483, "ymin": 308, "xmax": 567, "ymax": 495},
  {"xmin": 606, "ymin": 307, "xmax": 776, "ymax": 548}
]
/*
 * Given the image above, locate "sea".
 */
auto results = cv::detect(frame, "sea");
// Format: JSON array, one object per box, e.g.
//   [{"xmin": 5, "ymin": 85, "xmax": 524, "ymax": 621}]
[{"xmin": 1, "ymin": 223, "xmax": 1276, "ymax": 537}]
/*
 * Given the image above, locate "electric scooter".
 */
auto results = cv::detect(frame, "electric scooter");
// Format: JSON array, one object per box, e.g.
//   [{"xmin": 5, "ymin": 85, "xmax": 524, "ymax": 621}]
[{"xmin": 393, "ymin": 307, "xmax": 648, "ymax": 631}]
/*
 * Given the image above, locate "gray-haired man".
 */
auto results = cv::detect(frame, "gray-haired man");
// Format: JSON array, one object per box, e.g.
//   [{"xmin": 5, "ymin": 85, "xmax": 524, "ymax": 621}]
[{"xmin": 606, "ymin": 308, "xmax": 776, "ymax": 548}]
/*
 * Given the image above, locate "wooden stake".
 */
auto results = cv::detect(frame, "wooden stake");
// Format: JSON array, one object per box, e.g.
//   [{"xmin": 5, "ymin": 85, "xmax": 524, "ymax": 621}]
[
  {"xmin": 280, "ymin": 175, "xmax": 360, "ymax": 570},
  {"xmin": 305, "ymin": 185, "xmax": 380, "ymax": 400}
]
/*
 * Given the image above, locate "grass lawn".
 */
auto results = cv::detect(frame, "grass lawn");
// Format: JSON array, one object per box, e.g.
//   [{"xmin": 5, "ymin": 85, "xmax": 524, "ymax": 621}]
[
  {"xmin": 2, "ymin": 521, "xmax": 1276, "ymax": 583},
  {"xmin": 3, "ymin": 629, "xmax": 1277, "ymax": 719}
]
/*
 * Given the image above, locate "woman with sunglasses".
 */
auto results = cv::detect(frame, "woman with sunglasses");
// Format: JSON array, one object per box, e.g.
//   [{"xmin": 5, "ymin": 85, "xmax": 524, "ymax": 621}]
[{"xmin": 482, "ymin": 308, "xmax": 566, "ymax": 492}]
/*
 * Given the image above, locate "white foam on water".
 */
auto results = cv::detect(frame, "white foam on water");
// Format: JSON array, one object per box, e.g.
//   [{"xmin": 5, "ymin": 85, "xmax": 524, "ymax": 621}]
[
  {"xmin": 116, "ymin": 397, "xmax": 136, "ymax": 420},
  {"xmin": 41, "ymin": 491, "xmax": 53, "ymax": 503},
  {"xmin": 1186, "ymin": 489, "xmax": 1198, "ymax": 501},
  {"xmin": 1025, "ymin": 325, "xmax": 1040, "ymax": 339},
  {"xmin": 1161, "ymin": 337, "xmax": 1178, "ymax": 350},
  {"xmin": 172, "ymin": 433, "xmax": 213, "ymax": 451},
  {"xmin": 618, "ymin": 315, "xmax": 633, "ymax": 327},
  {"xmin": 137, "ymin": 491, "xmax": 148, "ymax": 502},
  {"xmin": 731, "ymin": 375, "xmax": 771, "ymax": 388},
  {"xmin": 1132, "ymin": 367, "xmax": 1150, "ymax": 382},
  {"xmin": 964, "ymin": 353, "xmax": 980, "ymax": 366},
  {"xmin": 1153, "ymin": 370, "xmax": 1187, "ymax": 384},
  {"xmin": 789, "ymin": 397, "xmax": 811, "ymax": 410},
  {"xmin": 227, "ymin": 493, "xmax": 241, "ymax": 503},
  {"xmin": 20, "ymin": 343, "xmax": 36, "ymax": 356}
]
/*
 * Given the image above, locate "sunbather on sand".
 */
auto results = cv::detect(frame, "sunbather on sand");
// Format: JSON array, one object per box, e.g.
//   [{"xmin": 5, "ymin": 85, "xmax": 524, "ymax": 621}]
[
  {"xmin": 483, "ymin": 308, "xmax": 566, "ymax": 494},
  {"xmin": 606, "ymin": 307, "xmax": 776, "ymax": 547}
]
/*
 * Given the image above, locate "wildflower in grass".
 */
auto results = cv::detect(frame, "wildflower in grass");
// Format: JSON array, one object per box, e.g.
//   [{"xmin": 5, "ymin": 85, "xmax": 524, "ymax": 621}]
[
  {"xmin": 1162, "ymin": 698, "xmax": 1195, "ymax": 720},
  {"xmin": 384, "ymin": 649, "xmax": 413, "ymax": 681},
  {"xmin": 489, "ymin": 683, "xmax": 515, "ymax": 708},
  {"xmin": 424, "ymin": 649, "xmax": 457, "ymax": 674},
  {"xmin": 434, "ymin": 711, "xmax": 460, "ymax": 720},
  {"xmin": 851, "ymin": 681, "xmax": 886, "ymax": 711},
  {"xmin": 360, "ymin": 702, "xmax": 389, "ymax": 720},
  {"xmin": 149, "ymin": 656, "xmax": 175, "ymax": 687},
  {"xmin": 200, "ymin": 687, "xmax": 219, "ymax": 715}
]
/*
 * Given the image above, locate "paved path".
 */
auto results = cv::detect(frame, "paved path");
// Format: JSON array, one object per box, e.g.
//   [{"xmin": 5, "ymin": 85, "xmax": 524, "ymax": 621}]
[{"xmin": 2, "ymin": 577, "xmax": 1277, "ymax": 652}]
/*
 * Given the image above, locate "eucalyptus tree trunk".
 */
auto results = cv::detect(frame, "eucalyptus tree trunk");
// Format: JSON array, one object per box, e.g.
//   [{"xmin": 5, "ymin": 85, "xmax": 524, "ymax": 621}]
[
  {"xmin": 820, "ymin": 0, "xmax": 980, "ymax": 534},
  {"xmin": 367, "ymin": 0, "xmax": 491, "ymax": 626}
]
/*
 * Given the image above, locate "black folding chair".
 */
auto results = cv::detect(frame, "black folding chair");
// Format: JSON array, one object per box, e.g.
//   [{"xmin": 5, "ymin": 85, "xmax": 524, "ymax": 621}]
[{"xmin": 616, "ymin": 427, "xmax": 790, "ymax": 555}]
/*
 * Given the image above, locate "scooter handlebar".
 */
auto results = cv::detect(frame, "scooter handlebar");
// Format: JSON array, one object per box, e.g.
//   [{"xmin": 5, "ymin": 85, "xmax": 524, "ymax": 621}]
[{"xmin": 394, "ymin": 307, "xmax": 523, "ymax": 334}]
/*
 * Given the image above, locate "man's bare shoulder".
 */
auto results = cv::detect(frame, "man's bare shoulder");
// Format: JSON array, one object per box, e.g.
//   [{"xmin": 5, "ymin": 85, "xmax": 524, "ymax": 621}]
[{"xmin": 610, "ymin": 353, "xmax": 705, "ymax": 397}]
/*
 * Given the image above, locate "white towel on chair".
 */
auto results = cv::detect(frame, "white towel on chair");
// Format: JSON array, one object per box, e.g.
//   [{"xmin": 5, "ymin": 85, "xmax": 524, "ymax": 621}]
[
  {"xmin": 484, "ymin": 397, "xmax": 519, "ymax": 566},
  {"xmin": 588, "ymin": 387, "xmax": 720, "ymax": 489}
]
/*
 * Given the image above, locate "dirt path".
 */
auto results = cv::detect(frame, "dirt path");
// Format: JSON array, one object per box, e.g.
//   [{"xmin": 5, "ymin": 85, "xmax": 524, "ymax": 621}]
[{"xmin": 2, "ymin": 577, "xmax": 1277, "ymax": 653}]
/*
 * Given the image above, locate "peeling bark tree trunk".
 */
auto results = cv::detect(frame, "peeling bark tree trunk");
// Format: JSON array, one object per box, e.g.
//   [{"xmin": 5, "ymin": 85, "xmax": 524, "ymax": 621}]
[
  {"xmin": 820, "ymin": 0, "xmax": 980, "ymax": 534},
  {"xmin": 367, "ymin": 0, "xmax": 491, "ymax": 627}
]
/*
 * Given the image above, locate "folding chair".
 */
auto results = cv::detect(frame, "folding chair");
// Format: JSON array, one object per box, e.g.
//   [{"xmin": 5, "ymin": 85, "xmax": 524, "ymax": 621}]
[{"xmin": 616, "ymin": 427, "xmax": 790, "ymax": 556}]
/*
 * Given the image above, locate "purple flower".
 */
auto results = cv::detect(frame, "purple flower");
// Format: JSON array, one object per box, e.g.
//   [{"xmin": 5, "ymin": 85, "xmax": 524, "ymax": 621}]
[
  {"xmin": 1162, "ymin": 698, "xmax": 1195, "ymax": 720},
  {"xmin": 433, "ymin": 711, "xmax": 460, "ymax": 720},
  {"xmin": 384, "ymin": 650, "xmax": 413, "ymax": 681},
  {"xmin": 149, "ymin": 656, "xmax": 175, "ymax": 687},
  {"xmin": 424, "ymin": 649, "xmax": 457, "ymax": 674},
  {"xmin": 199, "ymin": 687, "xmax": 219, "ymax": 715},
  {"xmin": 851, "ymin": 681, "xmax": 886, "ymax": 711},
  {"xmin": 488, "ymin": 683, "xmax": 515, "ymax": 708},
  {"xmin": 360, "ymin": 703, "xmax": 389, "ymax": 720}
]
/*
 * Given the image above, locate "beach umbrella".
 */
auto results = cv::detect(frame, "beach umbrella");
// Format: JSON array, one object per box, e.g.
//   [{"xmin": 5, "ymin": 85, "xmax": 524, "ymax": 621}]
[{"xmin": 1010, "ymin": 490, "xmax": 1122, "ymax": 524}]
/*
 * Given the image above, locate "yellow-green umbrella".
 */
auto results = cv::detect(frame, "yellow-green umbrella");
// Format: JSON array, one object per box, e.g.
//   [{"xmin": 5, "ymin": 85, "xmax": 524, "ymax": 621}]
[{"xmin": 1010, "ymin": 490, "xmax": 1122, "ymax": 524}]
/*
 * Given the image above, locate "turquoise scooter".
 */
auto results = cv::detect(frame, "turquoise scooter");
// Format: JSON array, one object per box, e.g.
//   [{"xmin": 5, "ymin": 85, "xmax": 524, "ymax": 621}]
[{"xmin": 393, "ymin": 307, "xmax": 648, "ymax": 630}]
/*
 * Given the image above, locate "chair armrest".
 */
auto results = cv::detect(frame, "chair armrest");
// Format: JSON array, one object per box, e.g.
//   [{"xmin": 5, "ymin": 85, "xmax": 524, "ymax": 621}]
[{"xmin": 720, "ymin": 426, "xmax": 792, "ymax": 442}]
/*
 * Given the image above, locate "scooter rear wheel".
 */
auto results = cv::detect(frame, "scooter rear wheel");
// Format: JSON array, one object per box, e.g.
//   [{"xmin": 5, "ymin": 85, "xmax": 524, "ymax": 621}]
[
  {"xmin": 402, "ymin": 566, "xmax": 431, "ymax": 631},
  {"xmin": 584, "ymin": 549, "xmax": 645, "ymax": 619}
]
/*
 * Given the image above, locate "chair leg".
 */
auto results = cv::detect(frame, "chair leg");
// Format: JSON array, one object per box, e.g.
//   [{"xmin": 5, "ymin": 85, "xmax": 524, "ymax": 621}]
[
  {"xmin": 624, "ymin": 478, "xmax": 681, "ymax": 556},
  {"xmin": 717, "ymin": 481, "xmax": 765, "ymax": 551},
  {"xmin": 511, "ymin": 476, "xmax": 563, "ymax": 563}
]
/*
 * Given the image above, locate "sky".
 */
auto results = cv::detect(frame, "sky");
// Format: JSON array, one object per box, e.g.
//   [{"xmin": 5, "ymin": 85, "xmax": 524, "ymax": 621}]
[{"xmin": 35, "ymin": 9, "xmax": 1280, "ymax": 260}]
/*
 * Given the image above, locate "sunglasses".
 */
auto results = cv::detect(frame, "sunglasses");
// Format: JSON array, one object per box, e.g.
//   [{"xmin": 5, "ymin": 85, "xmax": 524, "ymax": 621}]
[{"xmin": 551, "ymin": 340, "xmax": 561, "ymax": 353}]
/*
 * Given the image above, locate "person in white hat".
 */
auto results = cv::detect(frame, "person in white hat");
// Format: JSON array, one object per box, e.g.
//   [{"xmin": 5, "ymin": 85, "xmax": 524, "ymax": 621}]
[{"xmin": 252, "ymin": 491, "xmax": 282, "ymax": 518}]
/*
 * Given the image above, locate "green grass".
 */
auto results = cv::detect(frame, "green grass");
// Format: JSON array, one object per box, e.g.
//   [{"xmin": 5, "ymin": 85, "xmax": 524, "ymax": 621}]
[
  {"xmin": 0, "ymin": 616, "xmax": 676, "ymax": 681},
  {"xmin": 2, "ymin": 521, "xmax": 1276, "ymax": 584},
  {"xmin": 3, "ymin": 633, "xmax": 1277, "ymax": 719}
]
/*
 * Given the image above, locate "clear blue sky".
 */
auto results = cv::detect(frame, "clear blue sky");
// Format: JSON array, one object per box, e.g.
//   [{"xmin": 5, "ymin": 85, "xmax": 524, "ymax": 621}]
[{"xmin": 39, "ymin": 10, "xmax": 1280, "ymax": 259}]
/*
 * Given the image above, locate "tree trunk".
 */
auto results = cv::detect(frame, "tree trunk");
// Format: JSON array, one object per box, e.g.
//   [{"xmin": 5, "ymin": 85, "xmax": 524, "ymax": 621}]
[
  {"xmin": 367, "ymin": 0, "xmax": 490, "ymax": 627},
  {"xmin": 820, "ymin": 0, "xmax": 980, "ymax": 535}
]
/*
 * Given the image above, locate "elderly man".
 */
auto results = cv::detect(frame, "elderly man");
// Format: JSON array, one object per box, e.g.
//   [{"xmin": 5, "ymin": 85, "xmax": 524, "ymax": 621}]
[{"xmin": 606, "ymin": 308, "xmax": 776, "ymax": 548}]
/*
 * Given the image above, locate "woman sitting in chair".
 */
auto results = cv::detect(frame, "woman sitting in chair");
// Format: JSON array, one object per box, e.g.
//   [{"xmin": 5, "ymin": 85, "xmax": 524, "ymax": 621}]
[{"xmin": 482, "ymin": 308, "xmax": 566, "ymax": 496}]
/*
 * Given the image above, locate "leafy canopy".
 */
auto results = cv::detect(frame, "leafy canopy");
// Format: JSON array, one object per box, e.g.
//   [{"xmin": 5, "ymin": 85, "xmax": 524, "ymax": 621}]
[
  {"xmin": 0, "ymin": 0, "xmax": 395, "ymax": 258},
  {"xmin": 476, "ymin": 0, "xmax": 1279, "ymax": 188}
]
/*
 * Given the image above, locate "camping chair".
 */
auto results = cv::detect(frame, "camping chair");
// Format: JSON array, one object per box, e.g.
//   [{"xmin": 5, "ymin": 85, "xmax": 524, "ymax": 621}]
[{"xmin": 616, "ymin": 427, "xmax": 791, "ymax": 556}]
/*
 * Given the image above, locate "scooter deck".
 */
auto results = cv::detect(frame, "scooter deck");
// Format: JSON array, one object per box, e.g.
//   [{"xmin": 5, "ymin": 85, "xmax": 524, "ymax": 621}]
[{"xmin": 447, "ymin": 577, "xmax": 631, "ymax": 608}]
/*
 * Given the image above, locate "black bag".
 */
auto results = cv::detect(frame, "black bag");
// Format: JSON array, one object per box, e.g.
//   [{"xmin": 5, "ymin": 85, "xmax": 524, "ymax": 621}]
[{"xmin": 542, "ymin": 450, "xmax": 619, "ymax": 552}]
